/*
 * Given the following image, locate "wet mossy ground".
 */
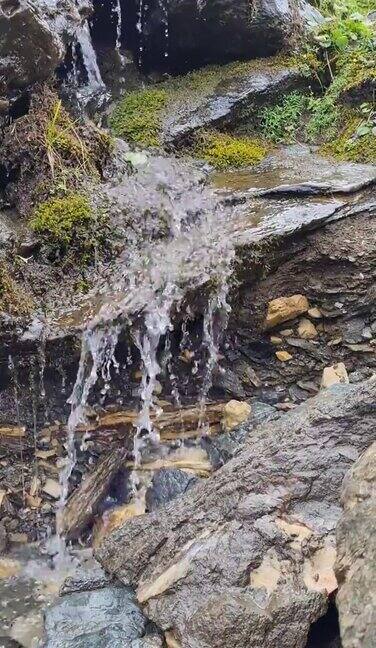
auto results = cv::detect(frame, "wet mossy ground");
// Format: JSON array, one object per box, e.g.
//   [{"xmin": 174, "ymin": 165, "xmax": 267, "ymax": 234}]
[{"xmin": 193, "ymin": 131, "xmax": 267, "ymax": 169}]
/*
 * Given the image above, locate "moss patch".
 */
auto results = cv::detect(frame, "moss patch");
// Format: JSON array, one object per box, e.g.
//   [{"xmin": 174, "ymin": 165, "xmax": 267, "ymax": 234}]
[
  {"xmin": 322, "ymin": 112, "xmax": 376, "ymax": 163},
  {"xmin": 109, "ymin": 89, "xmax": 168, "ymax": 147},
  {"xmin": 31, "ymin": 194, "xmax": 93, "ymax": 246},
  {"xmin": 193, "ymin": 131, "xmax": 267, "ymax": 170}
]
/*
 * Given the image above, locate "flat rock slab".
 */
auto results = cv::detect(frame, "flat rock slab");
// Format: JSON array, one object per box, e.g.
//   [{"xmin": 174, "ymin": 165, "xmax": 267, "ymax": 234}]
[
  {"xmin": 164, "ymin": 65, "xmax": 305, "ymax": 144},
  {"xmin": 96, "ymin": 380, "xmax": 376, "ymax": 648},
  {"xmin": 42, "ymin": 586, "xmax": 149, "ymax": 648},
  {"xmin": 212, "ymin": 145, "xmax": 376, "ymax": 196}
]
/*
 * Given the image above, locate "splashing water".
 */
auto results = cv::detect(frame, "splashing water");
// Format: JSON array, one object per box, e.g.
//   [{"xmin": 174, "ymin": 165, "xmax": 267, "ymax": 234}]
[
  {"xmin": 113, "ymin": 0, "xmax": 124, "ymax": 61},
  {"xmin": 157, "ymin": 0, "xmax": 169, "ymax": 59},
  {"xmin": 55, "ymin": 325, "xmax": 119, "ymax": 566},
  {"xmin": 136, "ymin": 0, "xmax": 144, "ymax": 66},
  {"xmin": 74, "ymin": 20, "xmax": 107, "ymax": 104}
]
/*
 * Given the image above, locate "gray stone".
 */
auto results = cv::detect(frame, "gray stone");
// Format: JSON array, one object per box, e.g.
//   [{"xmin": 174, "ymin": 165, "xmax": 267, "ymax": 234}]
[
  {"xmin": 42, "ymin": 586, "xmax": 148, "ymax": 648},
  {"xmin": 96, "ymin": 379, "xmax": 376, "ymax": 648},
  {"xmin": 203, "ymin": 400, "xmax": 279, "ymax": 469},
  {"xmin": 342, "ymin": 318, "xmax": 366, "ymax": 345},
  {"xmin": 59, "ymin": 559, "xmax": 112, "ymax": 595},
  {"xmin": 145, "ymin": 468, "xmax": 198, "ymax": 512},
  {"xmin": 165, "ymin": 65, "xmax": 306, "ymax": 144},
  {"xmin": 0, "ymin": 522, "xmax": 7, "ymax": 552},
  {"xmin": 335, "ymin": 442, "xmax": 376, "ymax": 648}
]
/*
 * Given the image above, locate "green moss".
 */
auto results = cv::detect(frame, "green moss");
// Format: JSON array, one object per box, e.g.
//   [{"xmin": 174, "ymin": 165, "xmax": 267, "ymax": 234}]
[
  {"xmin": 31, "ymin": 193, "xmax": 92, "ymax": 246},
  {"xmin": 109, "ymin": 89, "xmax": 168, "ymax": 147},
  {"xmin": 193, "ymin": 131, "xmax": 267, "ymax": 170},
  {"xmin": 322, "ymin": 112, "xmax": 376, "ymax": 163}
]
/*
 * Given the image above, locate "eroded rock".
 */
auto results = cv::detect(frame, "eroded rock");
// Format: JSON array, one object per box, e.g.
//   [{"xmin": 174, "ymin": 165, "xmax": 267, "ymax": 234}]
[
  {"xmin": 336, "ymin": 442, "xmax": 376, "ymax": 648},
  {"xmin": 265, "ymin": 294, "xmax": 309, "ymax": 330},
  {"xmin": 96, "ymin": 380, "xmax": 376, "ymax": 648},
  {"xmin": 221, "ymin": 400, "xmax": 252, "ymax": 432},
  {"xmin": 321, "ymin": 364, "xmax": 349, "ymax": 389}
]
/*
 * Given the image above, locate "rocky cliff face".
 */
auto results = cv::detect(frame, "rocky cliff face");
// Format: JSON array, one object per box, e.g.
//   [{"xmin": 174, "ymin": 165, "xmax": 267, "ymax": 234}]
[{"xmin": 336, "ymin": 442, "xmax": 376, "ymax": 648}]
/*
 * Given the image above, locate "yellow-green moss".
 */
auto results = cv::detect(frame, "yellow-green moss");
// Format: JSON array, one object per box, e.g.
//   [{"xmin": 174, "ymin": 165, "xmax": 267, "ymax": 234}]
[
  {"xmin": 109, "ymin": 89, "xmax": 168, "ymax": 147},
  {"xmin": 31, "ymin": 193, "xmax": 92, "ymax": 245},
  {"xmin": 322, "ymin": 114, "xmax": 376, "ymax": 163},
  {"xmin": 193, "ymin": 131, "xmax": 267, "ymax": 170}
]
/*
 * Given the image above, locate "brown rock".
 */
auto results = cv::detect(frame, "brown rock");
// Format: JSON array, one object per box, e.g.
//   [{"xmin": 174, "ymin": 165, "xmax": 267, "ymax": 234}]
[
  {"xmin": 43, "ymin": 478, "xmax": 61, "ymax": 499},
  {"xmin": 276, "ymin": 351, "xmax": 293, "ymax": 362},
  {"xmin": 308, "ymin": 307, "xmax": 322, "ymax": 319},
  {"xmin": 222, "ymin": 400, "xmax": 252, "ymax": 432},
  {"xmin": 298, "ymin": 318, "xmax": 318, "ymax": 340},
  {"xmin": 321, "ymin": 363, "xmax": 349, "ymax": 389},
  {"xmin": 265, "ymin": 295, "xmax": 309, "ymax": 330},
  {"xmin": 270, "ymin": 336, "xmax": 283, "ymax": 345}
]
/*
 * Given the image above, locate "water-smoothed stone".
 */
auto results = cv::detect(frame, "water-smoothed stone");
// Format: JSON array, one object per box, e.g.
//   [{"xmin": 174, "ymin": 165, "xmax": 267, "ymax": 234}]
[
  {"xmin": 42, "ymin": 586, "xmax": 148, "ymax": 648},
  {"xmin": 96, "ymin": 380, "xmax": 376, "ymax": 648},
  {"xmin": 145, "ymin": 469, "xmax": 198, "ymax": 512},
  {"xmin": 0, "ymin": 0, "xmax": 82, "ymax": 98},
  {"xmin": 336, "ymin": 442, "xmax": 376, "ymax": 648}
]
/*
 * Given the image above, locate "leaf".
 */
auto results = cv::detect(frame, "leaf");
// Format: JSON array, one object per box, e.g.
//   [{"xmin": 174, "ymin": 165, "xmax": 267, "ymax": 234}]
[{"xmin": 356, "ymin": 125, "xmax": 371, "ymax": 137}]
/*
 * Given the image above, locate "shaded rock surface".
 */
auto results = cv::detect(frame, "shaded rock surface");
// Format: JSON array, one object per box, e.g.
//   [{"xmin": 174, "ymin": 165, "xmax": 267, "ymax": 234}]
[
  {"xmin": 96, "ymin": 379, "xmax": 376, "ymax": 648},
  {"xmin": 0, "ymin": 0, "xmax": 82, "ymax": 99},
  {"xmin": 335, "ymin": 442, "xmax": 376, "ymax": 648},
  {"xmin": 142, "ymin": 0, "xmax": 319, "ymax": 71},
  {"xmin": 42, "ymin": 585, "xmax": 154, "ymax": 648}
]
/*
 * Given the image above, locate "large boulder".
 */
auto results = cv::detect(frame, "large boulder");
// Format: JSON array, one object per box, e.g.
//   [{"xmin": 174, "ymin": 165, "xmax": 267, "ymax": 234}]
[
  {"xmin": 143, "ymin": 0, "xmax": 321, "ymax": 70},
  {"xmin": 96, "ymin": 379, "xmax": 376, "ymax": 648},
  {"xmin": 335, "ymin": 442, "xmax": 376, "ymax": 648},
  {"xmin": 0, "ymin": 0, "xmax": 84, "ymax": 99}
]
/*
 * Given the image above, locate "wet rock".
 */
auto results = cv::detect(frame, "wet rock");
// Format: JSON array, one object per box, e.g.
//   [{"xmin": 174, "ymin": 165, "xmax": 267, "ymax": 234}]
[
  {"xmin": 132, "ymin": 636, "xmax": 164, "ymax": 647},
  {"xmin": 42, "ymin": 586, "xmax": 148, "ymax": 648},
  {"xmin": 298, "ymin": 318, "xmax": 318, "ymax": 340},
  {"xmin": 308, "ymin": 308, "xmax": 322, "ymax": 320},
  {"xmin": 265, "ymin": 295, "xmax": 309, "ymax": 330},
  {"xmin": 321, "ymin": 364, "xmax": 349, "ymax": 389},
  {"xmin": 96, "ymin": 380, "xmax": 376, "ymax": 648},
  {"xmin": 0, "ymin": 0, "xmax": 81, "ymax": 98},
  {"xmin": 0, "ymin": 522, "xmax": 7, "ymax": 552},
  {"xmin": 9, "ymin": 612, "xmax": 43, "ymax": 648},
  {"xmin": 212, "ymin": 366, "xmax": 246, "ymax": 399},
  {"xmin": 42, "ymin": 479, "xmax": 61, "ymax": 499},
  {"xmin": 203, "ymin": 400, "xmax": 279, "ymax": 469},
  {"xmin": 221, "ymin": 400, "xmax": 252, "ymax": 432},
  {"xmin": 336, "ymin": 442, "xmax": 376, "ymax": 648},
  {"xmin": 165, "ymin": 63, "xmax": 306, "ymax": 143},
  {"xmin": 144, "ymin": 0, "xmax": 319, "ymax": 71},
  {"xmin": 145, "ymin": 469, "xmax": 198, "ymax": 512}
]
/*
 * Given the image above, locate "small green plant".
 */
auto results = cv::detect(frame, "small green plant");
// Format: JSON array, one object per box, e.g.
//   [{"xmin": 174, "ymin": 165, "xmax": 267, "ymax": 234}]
[
  {"xmin": 31, "ymin": 193, "xmax": 93, "ymax": 246},
  {"xmin": 261, "ymin": 92, "xmax": 308, "ymax": 143},
  {"xmin": 322, "ymin": 104, "xmax": 376, "ymax": 162},
  {"xmin": 306, "ymin": 95, "xmax": 340, "ymax": 139},
  {"xmin": 109, "ymin": 89, "xmax": 168, "ymax": 147},
  {"xmin": 193, "ymin": 131, "xmax": 267, "ymax": 169}
]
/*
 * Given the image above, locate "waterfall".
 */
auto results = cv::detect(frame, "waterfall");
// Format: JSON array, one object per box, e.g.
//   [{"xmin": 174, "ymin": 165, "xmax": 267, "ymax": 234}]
[
  {"xmin": 75, "ymin": 20, "xmax": 106, "ymax": 102},
  {"xmin": 113, "ymin": 0, "xmax": 123, "ymax": 55}
]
